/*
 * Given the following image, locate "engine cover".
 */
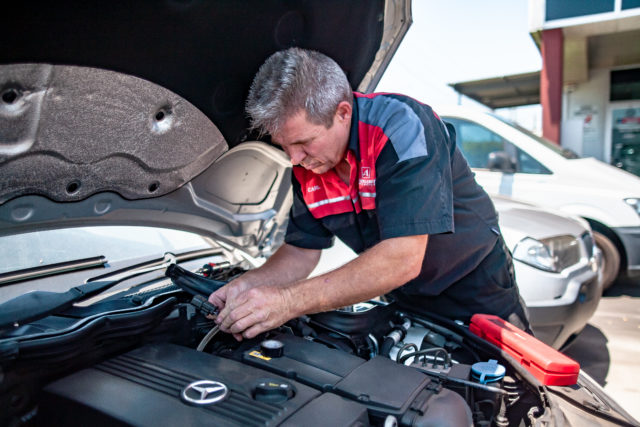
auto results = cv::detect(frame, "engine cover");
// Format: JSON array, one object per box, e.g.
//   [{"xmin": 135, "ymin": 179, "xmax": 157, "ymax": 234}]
[{"xmin": 38, "ymin": 341, "xmax": 472, "ymax": 426}]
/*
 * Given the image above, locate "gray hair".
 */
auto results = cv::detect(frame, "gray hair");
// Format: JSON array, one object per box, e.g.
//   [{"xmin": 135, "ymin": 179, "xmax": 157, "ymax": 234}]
[{"xmin": 246, "ymin": 48, "xmax": 353, "ymax": 136}]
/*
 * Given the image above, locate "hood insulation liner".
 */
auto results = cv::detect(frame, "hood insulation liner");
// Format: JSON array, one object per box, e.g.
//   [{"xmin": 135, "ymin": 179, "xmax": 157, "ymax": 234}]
[{"xmin": 0, "ymin": 64, "xmax": 226, "ymax": 204}]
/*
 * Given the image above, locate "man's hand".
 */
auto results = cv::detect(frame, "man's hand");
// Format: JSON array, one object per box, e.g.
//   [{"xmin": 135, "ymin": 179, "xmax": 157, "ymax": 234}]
[
  {"xmin": 213, "ymin": 284, "xmax": 295, "ymax": 340},
  {"xmin": 208, "ymin": 276, "xmax": 252, "ymax": 311},
  {"xmin": 207, "ymin": 276, "xmax": 252, "ymax": 340},
  {"xmin": 204, "ymin": 236, "xmax": 426, "ymax": 341},
  {"xmin": 207, "ymin": 243, "xmax": 321, "ymax": 340}
]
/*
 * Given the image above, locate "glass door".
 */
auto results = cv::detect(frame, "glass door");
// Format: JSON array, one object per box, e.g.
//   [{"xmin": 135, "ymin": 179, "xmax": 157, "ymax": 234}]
[{"xmin": 611, "ymin": 104, "xmax": 640, "ymax": 177}]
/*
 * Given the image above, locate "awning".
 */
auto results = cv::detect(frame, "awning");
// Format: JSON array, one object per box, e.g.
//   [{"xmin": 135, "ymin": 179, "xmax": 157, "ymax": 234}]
[{"xmin": 449, "ymin": 71, "xmax": 541, "ymax": 109}]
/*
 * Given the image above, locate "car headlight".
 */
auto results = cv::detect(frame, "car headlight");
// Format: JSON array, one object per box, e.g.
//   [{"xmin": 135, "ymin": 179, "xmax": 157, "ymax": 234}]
[
  {"xmin": 580, "ymin": 231, "xmax": 595, "ymax": 259},
  {"xmin": 624, "ymin": 198, "xmax": 640, "ymax": 216},
  {"xmin": 512, "ymin": 235, "xmax": 581, "ymax": 273}
]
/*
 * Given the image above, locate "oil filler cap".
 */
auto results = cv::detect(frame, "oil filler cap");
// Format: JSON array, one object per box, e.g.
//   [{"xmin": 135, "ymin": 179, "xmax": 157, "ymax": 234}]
[
  {"xmin": 260, "ymin": 339, "xmax": 284, "ymax": 358},
  {"xmin": 253, "ymin": 379, "xmax": 295, "ymax": 403},
  {"xmin": 471, "ymin": 359, "xmax": 506, "ymax": 384}
]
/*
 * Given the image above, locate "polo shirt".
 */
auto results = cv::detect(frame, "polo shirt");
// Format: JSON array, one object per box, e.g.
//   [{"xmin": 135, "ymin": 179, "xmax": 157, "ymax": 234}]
[{"xmin": 284, "ymin": 92, "xmax": 501, "ymax": 297}]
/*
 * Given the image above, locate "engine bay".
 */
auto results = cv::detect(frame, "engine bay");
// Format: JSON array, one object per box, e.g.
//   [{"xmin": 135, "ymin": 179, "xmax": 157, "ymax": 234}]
[{"xmin": 1, "ymin": 260, "xmax": 551, "ymax": 426}]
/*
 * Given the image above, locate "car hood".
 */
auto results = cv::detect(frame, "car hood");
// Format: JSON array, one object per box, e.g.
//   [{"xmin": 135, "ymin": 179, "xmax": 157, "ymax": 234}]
[
  {"xmin": 0, "ymin": 0, "xmax": 411, "ymax": 256},
  {"xmin": 559, "ymin": 157, "xmax": 640, "ymax": 195},
  {"xmin": 492, "ymin": 195, "xmax": 588, "ymax": 246}
]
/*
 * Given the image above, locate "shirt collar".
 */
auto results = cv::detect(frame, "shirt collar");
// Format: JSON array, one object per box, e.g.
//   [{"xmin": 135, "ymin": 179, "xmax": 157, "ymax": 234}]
[{"xmin": 347, "ymin": 92, "xmax": 361, "ymax": 158}]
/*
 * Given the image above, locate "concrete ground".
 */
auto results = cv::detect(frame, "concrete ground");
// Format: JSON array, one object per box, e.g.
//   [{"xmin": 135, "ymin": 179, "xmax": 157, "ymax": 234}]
[{"xmin": 563, "ymin": 276, "xmax": 640, "ymax": 422}]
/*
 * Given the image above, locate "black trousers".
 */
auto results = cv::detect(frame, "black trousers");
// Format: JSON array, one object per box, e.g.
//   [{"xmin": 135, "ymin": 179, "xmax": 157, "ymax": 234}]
[{"xmin": 395, "ymin": 236, "xmax": 532, "ymax": 334}]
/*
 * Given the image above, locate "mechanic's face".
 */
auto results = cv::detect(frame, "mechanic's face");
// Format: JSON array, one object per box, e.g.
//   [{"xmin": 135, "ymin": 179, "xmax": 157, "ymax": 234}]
[{"xmin": 272, "ymin": 101, "xmax": 352, "ymax": 175}]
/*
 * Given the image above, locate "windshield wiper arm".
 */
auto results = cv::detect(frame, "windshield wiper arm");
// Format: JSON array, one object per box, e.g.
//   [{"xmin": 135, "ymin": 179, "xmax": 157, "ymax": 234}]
[
  {"xmin": 0, "ymin": 253, "xmax": 176, "ymax": 330},
  {"xmin": 0, "ymin": 256, "xmax": 108, "ymax": 287}
]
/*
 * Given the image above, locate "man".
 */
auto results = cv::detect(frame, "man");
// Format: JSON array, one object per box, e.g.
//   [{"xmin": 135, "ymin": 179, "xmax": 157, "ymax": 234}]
[{"xmin": 209, "ymin": 47, "xmax": 530, "ymax": 341}]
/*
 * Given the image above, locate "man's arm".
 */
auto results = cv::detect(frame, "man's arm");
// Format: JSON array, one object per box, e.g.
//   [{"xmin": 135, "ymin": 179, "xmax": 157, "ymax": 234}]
[
  {"xmin": 215, "ymin": 234, "xmax": 428, "ymax": 339},
  {"xmin": 233, "ymin": 243, "xmax": 322, "ymax": 288},
  {"xmin": 208, "ymin": 243, "xmax": 321, "ymax": 308}
]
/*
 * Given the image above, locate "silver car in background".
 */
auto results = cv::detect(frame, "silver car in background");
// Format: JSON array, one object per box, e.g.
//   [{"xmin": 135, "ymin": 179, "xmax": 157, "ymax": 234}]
[{"xmin": 494, "ymin": 195, "xmax": 602, "ymax": 349}]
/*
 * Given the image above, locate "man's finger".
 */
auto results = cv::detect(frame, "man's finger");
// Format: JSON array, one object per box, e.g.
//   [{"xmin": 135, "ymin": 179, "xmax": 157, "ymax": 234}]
[
  {"xmin": 218, "ymin": 301, "xmax": 255, "ymax": 332},
  {"xmin": 242, "ymin": 322, "xmax": 270, "ymax": 340},
  {"xmin": 208, "ymin": 288, "xmax": 227, "ymax": 307},
  {"xmin": 227, "ymin": 309, "xmax": 267, "ymax": 335},
  {"xmin": 215, "ymin": 291, "xmax": 247, "ymax": 323}
]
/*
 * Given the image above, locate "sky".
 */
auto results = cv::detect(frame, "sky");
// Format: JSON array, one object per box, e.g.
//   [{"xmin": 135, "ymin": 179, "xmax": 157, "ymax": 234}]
[{"xmin": 376, "ymin": 0, "xmax": 543, "ymax": 131}]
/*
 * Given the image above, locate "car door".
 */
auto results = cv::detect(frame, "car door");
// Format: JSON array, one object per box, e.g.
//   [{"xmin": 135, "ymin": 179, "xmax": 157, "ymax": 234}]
[{"xmin": 444, "ymin": 117, "xmax": 553, "ymax": 198}]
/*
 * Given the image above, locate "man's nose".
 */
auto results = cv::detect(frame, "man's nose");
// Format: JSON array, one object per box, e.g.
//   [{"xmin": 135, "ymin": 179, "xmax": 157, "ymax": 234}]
[{"xmin": 289, "ymin": 147, "xmax": 306, "ymax": 166}]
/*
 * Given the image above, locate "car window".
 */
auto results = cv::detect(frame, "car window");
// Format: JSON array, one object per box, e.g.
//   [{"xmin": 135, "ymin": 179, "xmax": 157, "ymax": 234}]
[
  {"xmin": 491, "ymin": 113, "xmax": 580, "ymax": 159},
  {"xmin": 446, "ymin": 117, "xmax": 551, "ymax": 174},
  {"xmin": 0, "ymin": 226, "xmax": 211, "ymax": 275},
  {"xmin": 515, "ymin": 146, "xmax": 552, "ymax": 174},
  {"xmin": 445, "ymin": 118, "xmax": 505, "ymax": 168}
]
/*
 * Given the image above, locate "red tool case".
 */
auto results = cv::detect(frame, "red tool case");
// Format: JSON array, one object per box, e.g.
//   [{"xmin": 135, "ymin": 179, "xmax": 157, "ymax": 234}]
[{"xmin": 469, "ymin": 314, "xmax": 580, "ymax": 386}]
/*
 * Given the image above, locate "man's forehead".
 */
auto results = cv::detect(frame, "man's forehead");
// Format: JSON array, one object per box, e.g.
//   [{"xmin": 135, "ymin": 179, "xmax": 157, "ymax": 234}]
[{"xmin": 272, "ymin": 111, "xmax": 317, "ymax": 145}]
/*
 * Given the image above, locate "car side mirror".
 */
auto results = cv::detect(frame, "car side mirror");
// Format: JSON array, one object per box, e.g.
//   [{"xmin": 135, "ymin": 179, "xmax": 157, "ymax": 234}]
[{"xmin": 487, "ymin": 151, "xmax": 516, "ymax": 173}]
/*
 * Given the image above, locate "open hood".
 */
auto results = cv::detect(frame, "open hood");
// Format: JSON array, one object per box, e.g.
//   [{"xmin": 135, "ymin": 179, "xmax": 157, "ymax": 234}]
[{"xmin": 0, "ymin": 0, "xmax": 412, "ymax": 256}]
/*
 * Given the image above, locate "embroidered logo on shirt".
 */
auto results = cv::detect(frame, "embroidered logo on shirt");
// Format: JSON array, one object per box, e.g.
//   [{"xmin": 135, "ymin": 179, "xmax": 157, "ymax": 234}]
[
  {"xmin": 361, "ymin": 167, "xmax": 371, "ymax": 178},
  {"xmin": 307, "ymin": 185, "xmax": 321, "ymax": 192}
]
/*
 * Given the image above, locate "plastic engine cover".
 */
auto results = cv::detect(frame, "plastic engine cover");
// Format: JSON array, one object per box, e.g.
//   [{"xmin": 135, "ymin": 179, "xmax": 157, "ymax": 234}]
[
  {"xmin": 38, "ymin": 338, "xmax": 472, "ymax": 426},
  {"xmin": 38, "ymin": 343, "xmax": 366, "ymax": 426}
]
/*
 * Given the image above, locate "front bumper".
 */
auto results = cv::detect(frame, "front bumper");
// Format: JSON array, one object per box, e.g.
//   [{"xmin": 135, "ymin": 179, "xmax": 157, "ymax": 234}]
[
  {"xmin": 613, "ymin": 226, "xmax": 640, "ymax": 277},
  {"xmin": 516, "ymin": 255, "xmax": 602, "ymax": 349}
]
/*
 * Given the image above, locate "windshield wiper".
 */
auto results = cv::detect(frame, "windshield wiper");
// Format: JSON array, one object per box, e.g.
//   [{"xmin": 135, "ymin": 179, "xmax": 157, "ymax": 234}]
[
  {"xmin": 0, "ymin": 254, "xmax": 177, "ymax": 330},
  {"xmin": 0, "ymin": 256, "xmax": 108, "ymax": 287}
]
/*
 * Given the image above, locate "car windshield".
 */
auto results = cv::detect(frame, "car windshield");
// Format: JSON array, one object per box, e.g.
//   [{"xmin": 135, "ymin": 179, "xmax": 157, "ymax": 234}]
[
  {"xmin": 0, "ymin": 226, "xmax": 211, "ymax": 275},
  {"xmin": 491, "ymin": 113, "xmax": 580, "ymax": 159}
]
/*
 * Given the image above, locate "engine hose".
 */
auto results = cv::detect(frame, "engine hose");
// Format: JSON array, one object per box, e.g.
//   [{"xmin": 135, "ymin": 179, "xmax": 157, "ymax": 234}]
[
  {"xmin": 196, "ymin": 325, "xmax": 220, "ymax": 351},
  {"xmin": 368, "ymin": 334, "xmax": 379, "ymax": 358},
  {"xmin": 381, "ymin": 317, "xmax": 412, "ymax": 356},
  {"xmin": 380, "ymin": 337, "xmax": 396, "ymax": 357}
]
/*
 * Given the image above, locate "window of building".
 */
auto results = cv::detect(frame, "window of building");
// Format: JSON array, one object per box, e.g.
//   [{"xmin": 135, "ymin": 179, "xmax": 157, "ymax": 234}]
[
  {"xmin": 545, "ymin": 0, "xmax": 614, "ymax": 21},
  {"xmin": 622, "ymin": 0, "xmax": 640, "ymax": 10},
  {"xmin": 611, "ymin": 68, "xmax": 640, "ymax": 101}
]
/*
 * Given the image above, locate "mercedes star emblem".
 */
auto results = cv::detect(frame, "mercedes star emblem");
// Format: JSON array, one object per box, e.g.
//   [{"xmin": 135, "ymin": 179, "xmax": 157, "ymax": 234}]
[{"xmin": 181, "ymin": 380, "xmax": 229, "ymax": 405}]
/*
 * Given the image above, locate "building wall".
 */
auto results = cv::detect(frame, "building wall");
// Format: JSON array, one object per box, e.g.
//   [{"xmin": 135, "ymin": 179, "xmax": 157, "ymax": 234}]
[
  {"xmin": 561, "ymin": 67, "xmax": 610, "ymax": 159},
  {"xmin": 530, "ymin": 0, "xmax": 640, "ymax": 172}
]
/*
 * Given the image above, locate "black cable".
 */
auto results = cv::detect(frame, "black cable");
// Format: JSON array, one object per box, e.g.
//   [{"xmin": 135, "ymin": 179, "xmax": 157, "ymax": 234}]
[{"xmin": 398, "ymin": 347, "xmax": 451, "ymax": 366}]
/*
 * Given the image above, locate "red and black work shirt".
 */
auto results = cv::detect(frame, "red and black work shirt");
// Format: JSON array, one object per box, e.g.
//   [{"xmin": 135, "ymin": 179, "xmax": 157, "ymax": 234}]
[{"xmin": 285, "ymin": 92, "xmax": 501, "ymax": 296}]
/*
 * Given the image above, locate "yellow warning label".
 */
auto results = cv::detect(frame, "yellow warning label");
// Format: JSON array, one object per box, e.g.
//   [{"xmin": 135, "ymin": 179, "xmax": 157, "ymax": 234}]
[{"xmin": 249, "ymin": 350, "xmax": 271, "ymax": 361}]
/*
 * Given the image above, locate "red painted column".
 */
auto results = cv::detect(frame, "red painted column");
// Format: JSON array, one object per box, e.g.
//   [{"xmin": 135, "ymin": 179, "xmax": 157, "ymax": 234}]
[{"xmin": 540, "ymin": 28, "xmax": 563, "ymax": 145}]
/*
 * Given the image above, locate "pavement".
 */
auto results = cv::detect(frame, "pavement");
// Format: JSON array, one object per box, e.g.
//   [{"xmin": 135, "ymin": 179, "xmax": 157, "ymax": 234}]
[{"xmin": 563, "ymin": 276, "xmax": 640, "ymax": 422}]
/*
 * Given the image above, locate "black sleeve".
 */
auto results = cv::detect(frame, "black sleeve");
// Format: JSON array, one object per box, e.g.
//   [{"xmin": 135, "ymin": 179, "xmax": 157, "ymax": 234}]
[
  {"xmin": 374, "ymin": 105, "xmax": 454, "ymax": 240},
  {"xmin": 284, "ymin": 177, "xmax": 335, "ymax": 249}
]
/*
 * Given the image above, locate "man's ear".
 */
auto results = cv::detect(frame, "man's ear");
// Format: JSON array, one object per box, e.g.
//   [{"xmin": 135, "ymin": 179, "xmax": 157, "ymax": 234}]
[{"xmin": 335, "ymin": 101, "xmax": 352, "ymax": 123}]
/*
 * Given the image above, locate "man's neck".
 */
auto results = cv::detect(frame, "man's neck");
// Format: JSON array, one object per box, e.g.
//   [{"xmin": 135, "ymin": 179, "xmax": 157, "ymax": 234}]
[{"xmin": 334, "ymin": 157, "xmax": 351, "ymax": 185}]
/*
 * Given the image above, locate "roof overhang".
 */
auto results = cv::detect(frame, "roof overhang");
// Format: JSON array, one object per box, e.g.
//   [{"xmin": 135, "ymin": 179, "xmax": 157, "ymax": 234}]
[{"xmin": 448, "ymin": 71, "xmax": 541, "ymax": 109}]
